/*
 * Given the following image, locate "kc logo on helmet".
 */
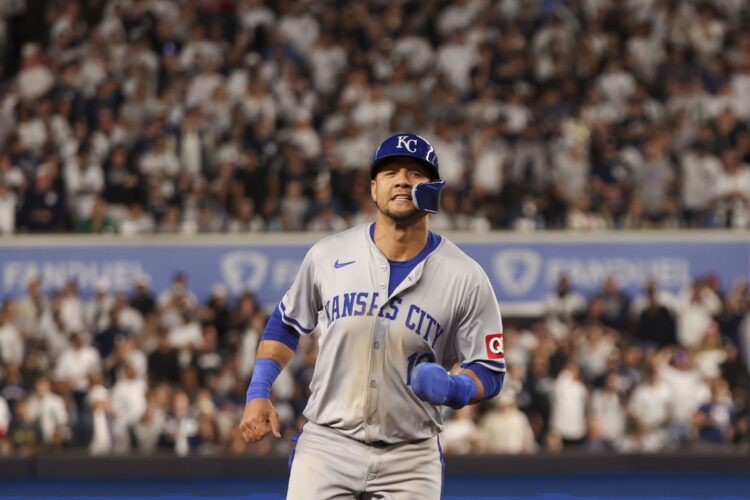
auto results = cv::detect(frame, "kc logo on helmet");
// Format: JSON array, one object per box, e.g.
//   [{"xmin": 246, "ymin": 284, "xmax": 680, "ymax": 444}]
[
  {"xmin": 396, "ymin": 136, "xmax": 418, "ymax": 153},
  {"xmin": 484, "ymin": 333, "xmax": 504, "ymax": 359}
]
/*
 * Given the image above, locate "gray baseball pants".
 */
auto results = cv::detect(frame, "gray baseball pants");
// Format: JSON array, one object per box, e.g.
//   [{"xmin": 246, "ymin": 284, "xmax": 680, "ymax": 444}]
[{"xmin": 287, "ymin": 421, "xmax": 443, "ymax": 499}]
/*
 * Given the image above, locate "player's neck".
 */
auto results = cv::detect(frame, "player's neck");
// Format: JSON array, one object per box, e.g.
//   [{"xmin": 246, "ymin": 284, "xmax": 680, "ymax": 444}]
[{"xmin": 372, "ymin": 215, "xmax": 429, "ymax": 261}]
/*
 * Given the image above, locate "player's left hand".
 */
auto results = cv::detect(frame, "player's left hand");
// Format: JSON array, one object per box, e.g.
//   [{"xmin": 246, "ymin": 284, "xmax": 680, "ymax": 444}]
[
  {"xmin": 411, "ymin": 362, "xmax": 451, "ymax": 405},
  {"xmin": 239, "ymin": 398, "xmax": 282, "ymax": 443}
]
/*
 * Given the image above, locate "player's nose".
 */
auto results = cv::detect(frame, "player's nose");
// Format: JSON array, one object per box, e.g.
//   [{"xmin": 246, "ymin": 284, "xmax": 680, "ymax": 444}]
[{"xmin": 392, "ymin": 167, "xmax": 412, "ymax": 185}]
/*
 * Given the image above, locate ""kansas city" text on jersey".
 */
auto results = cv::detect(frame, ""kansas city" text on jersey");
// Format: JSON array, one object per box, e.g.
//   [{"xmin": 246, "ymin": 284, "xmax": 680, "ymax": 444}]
[{"xmin": 322, "ymin": 292, "xmax": 446, "ymax": 348}]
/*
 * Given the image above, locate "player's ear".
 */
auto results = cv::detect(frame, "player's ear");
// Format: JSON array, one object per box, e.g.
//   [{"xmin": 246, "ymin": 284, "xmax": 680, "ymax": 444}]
[{"xmin": 370, "ymin": 179, "xmax": 377, "ymax": 203}]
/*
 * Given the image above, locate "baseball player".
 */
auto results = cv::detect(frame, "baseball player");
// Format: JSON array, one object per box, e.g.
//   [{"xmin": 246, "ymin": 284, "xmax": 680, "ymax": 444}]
[{"xmin": 239, "ymin": 133, "xmax": 505, "ymax": 499}]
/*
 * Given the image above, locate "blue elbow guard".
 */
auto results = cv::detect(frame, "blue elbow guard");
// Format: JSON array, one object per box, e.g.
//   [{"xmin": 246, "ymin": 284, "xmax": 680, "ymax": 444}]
[
  {"xmin": 246, "ymin": 358, "xmax": 282, "ymax": 403},
  {"xmin": 465, "ymin": 362, "xmax": 505, "ymax": 400}
]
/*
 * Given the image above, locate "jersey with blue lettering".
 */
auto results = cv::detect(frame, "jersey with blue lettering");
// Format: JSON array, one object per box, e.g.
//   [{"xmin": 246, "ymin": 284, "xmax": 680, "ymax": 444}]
[{"xmin": 278, "ymin": 223, "xmax": 505, "ymax": 444}]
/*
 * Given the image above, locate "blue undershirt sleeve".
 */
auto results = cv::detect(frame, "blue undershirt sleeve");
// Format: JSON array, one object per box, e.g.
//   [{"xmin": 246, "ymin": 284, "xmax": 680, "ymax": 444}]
[
  {"xmin": 464, "ymin": 362, "xmax": 505, "ymax": 400},
  {"xmin": 261, "ymin": 306, "xmax": 301, "ymax": 351}
]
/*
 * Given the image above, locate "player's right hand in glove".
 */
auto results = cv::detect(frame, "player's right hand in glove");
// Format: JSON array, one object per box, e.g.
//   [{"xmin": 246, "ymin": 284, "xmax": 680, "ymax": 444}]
[
  {"xmin": 411, "ymin": 362, "xmax": 476, "ymax": 409},
  {"xmin": 239, "ymin": 398, "xmax": 282, "ymax": 443}
]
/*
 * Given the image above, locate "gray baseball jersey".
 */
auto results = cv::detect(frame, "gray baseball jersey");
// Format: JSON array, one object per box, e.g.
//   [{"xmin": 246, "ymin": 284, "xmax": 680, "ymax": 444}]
[{"xmin": 279, "ymin": 223, "xmax": 505, "ymax": 444}]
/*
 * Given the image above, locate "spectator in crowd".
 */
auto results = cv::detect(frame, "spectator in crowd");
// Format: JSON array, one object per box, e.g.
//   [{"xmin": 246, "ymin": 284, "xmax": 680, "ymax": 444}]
[
  {"xmin": 0, "ymin": 181, "xmax": 16, "ymax": 234},
  {"xmin": 160, "ymin": 390, "xmax": 200, "ymax": 456},
  {"xmin": 519, "ymin": 349, "xmax": 554, "ymax": 444},
  {"xmin": 576, "ymin": 324, "xmax": 617, "ymax": 382},
  {"xmin": 107, "ymin": 336, "xmax": 147, "ymax": 382},
  {"xmin": 129, "ymin": 274, "xmax": 156, "ymax": 317},
  {"xmin": 678, "ymin": 280, "xmax": 722, "ymax": 348},
  {"xmin": 17, "ymin": 275, "xmax": 47, "ymax": 335},
  {"xmin": 148, "ymin": 329, "xmax": 181, "ymax": 386},
  {"xmin": 7, "ymin": 398, "xmax": 42, "ymax": 456},
  {"xmin": 695, "ymin": 324, "xmax": 727, "ymax": 380},
  {"xmin": 94, "ymin": 308, "xmax": 127, "ymax": 362},
  {"xmin": 54, "ymin": 332, "xmax": 101, "ymax": 412},
  {"xmin": 81, "ymin": 383, "xmax": 115, "ymax": 456},
  {"xmin": 549, "ymin": 363, "xmax": 589, "ymax": 448},
  {"xmin": 201, "ymin": 285, "xmax": 232, "ymax": 345},
  {"xmin": 193, "ymin": 326, "xmax": 223, "ymax": 388},
  {"xmin": 693, "ymin": 379, "xmax": 735, "ymax": 446},
  {"xmin": 0, "ymin": 363, "xmax": 28, "ymax": 416},
  {"xmin": 27, "ymin": 377, "xmax": 68, "ymax": 449},
  {"xmin": 0, "ymin": 301, "xmax": 23, "ymax": 366},
  {"xmin": 131, "ymin": 396, "xmax": 165, "ymax": 455},
  {"xmin": 17, "ymin": 167, "xmax": 65, "ymax": 233},
  {"xmin": 634, "ymin": 281, "xmax": 677, "ymax": 348},
  {"xmin": 0, "ymin": 395, "xmax": 10, "ymax": 454},
  {"xmin": 594, "ymin": 275, "xmax": 631, "ymax": 333},
  {"xmin": 60, "ymin": 280, "xmax": 84, "ymax": 334},
  {"xmin": 119, "ymin": 203, "xmax": 155, "ymax": 236},
  {"xmin": 657, "ymin": 348, "xmax": 711, "ymax": 445},
  {"xmin": 626, "ymin": 366, "xmax": 671, "ymax": 451},
  {"xmin": 588, "ymin": 372, "xmax": 626, "ymax": 449},
  {"xmin": 85, "ymin": 278, "xmax": 114, "ymax": 334},
  {"xmin": 477, "ymin": 389, "xmax": 536, "ymax": 454},
  {"xmin": 111, "ymin": 362, "xmax": 147, "ymax": 453},
  {"xmin": 544, "ymin": 274, "xmax": 586, "ymax": 340},
  {"xmin": 440, "ymin": 406, "xmax": 479, "ymax": 455},
  {"xmin": 680, "ymin": 136, "xmax": 722, "ymax": 227},
  {"xmin": 720, "ymin": 341, "xmax": 750, "ymax": 394},
  {"xmin": 76, "ymin": 197, "xmax": 117, "ymax": 233}
]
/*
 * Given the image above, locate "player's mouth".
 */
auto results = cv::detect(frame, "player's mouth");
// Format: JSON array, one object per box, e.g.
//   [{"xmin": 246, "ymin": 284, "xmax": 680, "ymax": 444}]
[{"xmin": 391, "ymin": 193, "xmax": 412, "ymax": 202}]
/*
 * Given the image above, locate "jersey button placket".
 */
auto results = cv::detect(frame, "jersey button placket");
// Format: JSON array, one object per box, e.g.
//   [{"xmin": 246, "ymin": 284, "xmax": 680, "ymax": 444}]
[{"xmin": 364, "ymin": 252, "xmax": 385, "ymax": 440}]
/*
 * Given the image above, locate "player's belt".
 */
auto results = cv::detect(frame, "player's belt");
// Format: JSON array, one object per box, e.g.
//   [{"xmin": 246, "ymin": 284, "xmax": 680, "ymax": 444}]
[{"xmin": 367, "ymin": 437, "xmax": 431, "ymax": 449}]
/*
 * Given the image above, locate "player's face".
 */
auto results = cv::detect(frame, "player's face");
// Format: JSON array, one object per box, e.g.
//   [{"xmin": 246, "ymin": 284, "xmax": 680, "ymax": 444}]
[{"xmin": 371, "ymin": 160, "xmax": 431, "ymax": 222}]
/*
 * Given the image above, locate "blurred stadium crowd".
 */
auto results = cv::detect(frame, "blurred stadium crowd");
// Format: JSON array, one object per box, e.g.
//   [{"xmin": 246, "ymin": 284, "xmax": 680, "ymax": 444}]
[
  {"xmin": 2, "ymin": 0, "xmax": 750, "ymax": 458},
  {"xmin": 1, "ymin": 269, "xmax": 750, "ymax": 456},
  {"xmin": 0, "ymin": 0, "xmax": 749, "ymax": 234}
]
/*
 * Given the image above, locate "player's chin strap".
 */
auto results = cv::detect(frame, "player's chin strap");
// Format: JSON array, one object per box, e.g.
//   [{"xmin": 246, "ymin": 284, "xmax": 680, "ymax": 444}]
[{"xmin": 412, "ymin": 180, "xmax": 446, "ymax": 214}]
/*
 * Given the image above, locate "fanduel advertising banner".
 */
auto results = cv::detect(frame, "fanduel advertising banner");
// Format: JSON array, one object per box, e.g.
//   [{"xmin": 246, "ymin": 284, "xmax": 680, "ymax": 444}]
[
  {"xmin": 0, "ymin": 236, "xmax": 747, "ymax": 315},
  {"xmin": 466, "ymin": 240, "xmax": 748, "ymax": 313},
  {"xmin": 0, "ymin": 244, "xmax": 307, "ymax": 306}
]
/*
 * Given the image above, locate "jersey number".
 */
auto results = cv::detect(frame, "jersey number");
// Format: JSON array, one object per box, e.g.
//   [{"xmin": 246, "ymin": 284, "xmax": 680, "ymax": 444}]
[{"xmin": 406, "ymin": 352, "xmax": 435, "ymax": 385}]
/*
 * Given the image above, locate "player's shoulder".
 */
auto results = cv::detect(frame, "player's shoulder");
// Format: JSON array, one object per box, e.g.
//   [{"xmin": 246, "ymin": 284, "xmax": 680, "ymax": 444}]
[
  {"xmin": 431, "ymin": 234, "xmax": 488, "ymax": 280},
  {"xmin": 307, "ymin": 224, "xmax": 369, "ymax": 258}
]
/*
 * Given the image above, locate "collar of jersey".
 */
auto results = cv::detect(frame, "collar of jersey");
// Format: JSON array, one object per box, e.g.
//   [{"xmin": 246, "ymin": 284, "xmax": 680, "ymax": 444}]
[{"xmin": 368, "ymin": 223, "xmax": 442, "ymax": 268}]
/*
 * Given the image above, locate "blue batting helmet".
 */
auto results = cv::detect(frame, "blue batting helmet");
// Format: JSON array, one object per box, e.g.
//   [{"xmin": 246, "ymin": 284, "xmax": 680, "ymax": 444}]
[{"xmin": 371, "ymin": 133, "xmax": 440, "ymax": 180}]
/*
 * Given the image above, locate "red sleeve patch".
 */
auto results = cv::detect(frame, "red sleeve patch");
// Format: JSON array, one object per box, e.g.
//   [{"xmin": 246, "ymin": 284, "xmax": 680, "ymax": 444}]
[{"xmin": 484, "ymin": 333, "xmax": 504, "ymax": 359}]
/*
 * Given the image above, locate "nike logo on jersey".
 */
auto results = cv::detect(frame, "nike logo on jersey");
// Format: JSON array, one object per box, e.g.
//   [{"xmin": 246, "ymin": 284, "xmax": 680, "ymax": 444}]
[{"xmin": 334, "ymin": 259, "xmax": 356, "ymax": 269}]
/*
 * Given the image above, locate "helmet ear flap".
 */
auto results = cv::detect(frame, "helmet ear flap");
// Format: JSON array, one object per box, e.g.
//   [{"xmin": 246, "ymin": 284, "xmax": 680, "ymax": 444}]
[{"xmin": 412, "ymin": 180, "xmax": 445, "ymax": 214}]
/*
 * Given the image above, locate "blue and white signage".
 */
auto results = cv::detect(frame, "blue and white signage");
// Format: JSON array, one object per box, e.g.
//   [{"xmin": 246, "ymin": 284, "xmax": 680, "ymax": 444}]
[{"xmin": 0, "ymin": 235, "xmax": 747, "ymax": 315}]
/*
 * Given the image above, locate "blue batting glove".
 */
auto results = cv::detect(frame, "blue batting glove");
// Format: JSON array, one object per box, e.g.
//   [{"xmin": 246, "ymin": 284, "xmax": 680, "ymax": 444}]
[
  {"xmin": 411, "ymin": 362, "xmax": 451, "ymax": 405},
  {"xmin": 411, "ymin": 363, "xmax": 477, "ymax": 408}
]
